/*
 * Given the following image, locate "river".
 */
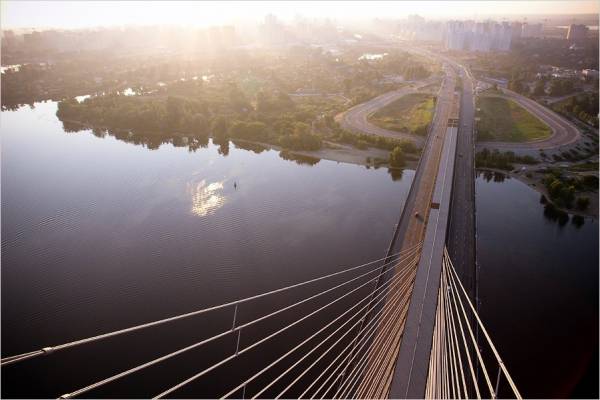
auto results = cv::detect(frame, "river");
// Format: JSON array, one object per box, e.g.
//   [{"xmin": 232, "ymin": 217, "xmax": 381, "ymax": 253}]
[
  {"xmin": 476, "ymin": 171, "xmax": 598, "ymax": 399},
  {"xmin": 1, "ymin": 101, "xmax": 413, "ymax": 398},
  {"xmin": 1, "ymin": 101, "xmax": 597, "ymax": 398}
]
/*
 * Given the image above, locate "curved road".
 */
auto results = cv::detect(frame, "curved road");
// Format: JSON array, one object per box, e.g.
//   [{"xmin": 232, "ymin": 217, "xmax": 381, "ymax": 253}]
[
  {"xmin": 336, "ymin": 82, "xmax": 437, "ymax": 146},
  {"xmin": 477, "ymin": 88, "xmax": 582, "ymax": 151},
  {"xmin": 429, "ymin": 48, "xmax": 583, "ymax": 152}
]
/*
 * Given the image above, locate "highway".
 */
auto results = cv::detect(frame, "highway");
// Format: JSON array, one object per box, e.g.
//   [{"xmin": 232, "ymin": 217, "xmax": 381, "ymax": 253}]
[
  {"xmin": 404, "ymin": 47, "xmax": 478, "ymax": 300},
  {"xmin": 447, "ymin": 64, "xmax": 477, "ymax": 301},
  {"xmin": 336, "ymin": 83, "xmax": 433, "ymax": 145},
  {"xmin": 353, "ymin": 65, "xmax": 457, "ymax": 399}
]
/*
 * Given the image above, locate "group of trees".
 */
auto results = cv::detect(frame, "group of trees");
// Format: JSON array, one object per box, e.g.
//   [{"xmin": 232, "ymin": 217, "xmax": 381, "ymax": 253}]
[
  {"xmin": 57, "ymin": 82, "xmax": 417, "ymax": 155},
  {"xmin": 329, "ymin": 124, "xmax": 418, "ymax": 153},
  {"xmin": 544, "ymin": 175, "xmax": 576, "ymax": 208},
  {"xmin": 256, "ymin": 90, "xmax": 294, "ymax": 113},
  {"xmin": 485, "ymin": 38, "xmax": 598, "ymax": 83},
  {"xmin": 526, "ymin": 77, "xmax": 577, "ymax": 98},
  {"xmin": 340, "ymin": 51, "xmax": 431, "ymax": 105},
  {"xmin": 475, "ymin": 149, "xmax": 538, "ymax": 170},
  {"xmin": 278, "ymin": 122, "xmax": 322, "ymax": 151},
  {"xmin": 533, "ymin": 80, "xmax": 546, "ymax": 96},
  {"xmin": 212, "ymin": 110, "xmax": 322, "ymax": 151},
  {"xmin": 553, "ymin": 93, "xmax": 599, "ymax": 128},
  {"xmin": 379, "ymin": 52, "xmax": 431, "ymax": 81},
  {"xmin": 57, "ymin": 95, "xmax": 211, "ymax": 136},
  {"xmin": 548, "ymin": 79, "xmax": 575, "ymax": 97},
  {"xmin": 48, "ymin": 44, "xmax": 434, "ymax": 158},
  {"xmin": 542, "ymin": 170, "xmax": 595, "ymax": 210},
  {"xmin": 388, "ymin": 146, "xmax": 406, "ymax": 168},
  {"xmin": 56, "ymin": 79, "xmax": 327, "ymax": 151}
]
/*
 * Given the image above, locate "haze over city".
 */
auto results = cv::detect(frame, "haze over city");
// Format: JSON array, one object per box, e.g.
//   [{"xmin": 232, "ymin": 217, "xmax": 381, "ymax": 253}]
[
  {"xmin": 1, "ymin": 1, "xmax": 598, "ymax": 400},
  {"xmin": 2, "ymin": 1, "xmax": 599, "ymax": 29}
]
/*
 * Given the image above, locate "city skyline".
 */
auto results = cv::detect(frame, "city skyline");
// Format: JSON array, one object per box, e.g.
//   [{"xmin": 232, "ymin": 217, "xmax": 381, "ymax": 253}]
[{"xmin": 1, "ymin": 1, "xmax": 599, "ymax": 29}]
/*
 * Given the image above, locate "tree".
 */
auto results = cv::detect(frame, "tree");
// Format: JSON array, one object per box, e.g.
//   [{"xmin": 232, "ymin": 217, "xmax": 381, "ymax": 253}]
[
  {"xmin": 549, "ymin": 79, "xmax": 574, "ymax": 96},
  {"xmin": 256, "ymin": 91, "xmax": 271, "ymax": 113},
  {"xmin": 576, "ymin": 197, "xmax": 590, "ymax": 210},
  {"xmin": 414, "ymin": 124, "xmax": 429, "ymax": 136},
  {"xmin": 279, "ymin": 122, "xmax": 322, "ymax": 150},
  {"xmin": 389, "ymin": 146, "xmax": 406, "ymax": 168},
  {"xmin": 229, "ymin": 121, "xmax": 267, "ymax": 141},
  {"xmin": 211, "ymin": 116, "xmax": 229, "ymax": 141},
  {"xmin": 188, "ymin": 113, "xmax": 208, "ymax": 136},
  {"xmin": 548, "ymin": 179, "xmax": 564, "ymax": 198},
  {"xmin": 293, "ymin": 122, "xmax": 310, "ymax": 136},
  {"xmin": 229, "ymin": 84, "xmax": 251, "ymax": 113},
  {"xmin": 166, "ymin": 96, "xmax": 185, "ymax": 129},
  {"xmin": 533, "ymin": 80, "xmax": 546, "ymax": 96},
  {"xmin": 343, "ymin": 78, "xmax": 352, "ymax": 93},
  {"xmin": 399, "ymin": 140, "xmax": 417, "ymax": 154},
  {"xmin": 276, "ymin": 92, "xmax": 294, "ymax": 110},
  {"xmin": 509, "ymin": 80, "xmax": 523, "ymax": 94}
]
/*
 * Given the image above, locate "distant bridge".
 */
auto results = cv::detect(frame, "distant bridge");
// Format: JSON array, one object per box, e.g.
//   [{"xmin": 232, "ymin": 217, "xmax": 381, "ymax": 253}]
[{"xmin": 1, "ymin": 64, "xmax": 521, "ymax": 399}]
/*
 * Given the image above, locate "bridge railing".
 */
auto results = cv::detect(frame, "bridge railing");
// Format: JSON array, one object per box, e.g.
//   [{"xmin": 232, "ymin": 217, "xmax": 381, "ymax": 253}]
[
  {"xmin": 2, "ymin": 242, "xmax": 423, "ymax": 399},
  {"xmin": 425, "ymin": 248, "xmax": 522, "ymax": 400}
]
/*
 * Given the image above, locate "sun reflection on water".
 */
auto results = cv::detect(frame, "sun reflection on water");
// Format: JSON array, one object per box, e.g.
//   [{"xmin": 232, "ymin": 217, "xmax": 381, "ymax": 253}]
[{"xmin": 189, "ymin": 180, "xmax": 225, "ymax": 217}]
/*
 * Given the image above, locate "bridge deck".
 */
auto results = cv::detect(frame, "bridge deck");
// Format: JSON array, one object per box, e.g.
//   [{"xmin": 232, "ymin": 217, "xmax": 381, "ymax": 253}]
[
  {"xmin": 354, "ymin": 66, "xmax": 457, "ymax": 398},
  {"xmin": 389, "ymin": 121, "xmax": 459, "ymax": 399}
]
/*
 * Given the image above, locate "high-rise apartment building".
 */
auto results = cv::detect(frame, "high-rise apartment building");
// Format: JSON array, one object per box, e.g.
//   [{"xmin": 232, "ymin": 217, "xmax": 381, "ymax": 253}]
[{"xmin": 566, "ymin": 24, "xmax": 588, "ymax": 41}]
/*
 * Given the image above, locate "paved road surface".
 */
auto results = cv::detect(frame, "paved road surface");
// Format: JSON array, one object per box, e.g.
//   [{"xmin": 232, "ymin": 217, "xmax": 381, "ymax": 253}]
[
  {"xmin": 447, "ymin": 64, "xmax": 477, "ymax": 301},
  {"xmin": 405, "ymin": 48, "xmax": 478, "ymax": 300},
  {"xmin": 336, "ymin": 83, "xmax": 433, "ymax": 146},
  {"xmin": 354, "ymin": 66, "xmax": 457, "ymax": 399}
]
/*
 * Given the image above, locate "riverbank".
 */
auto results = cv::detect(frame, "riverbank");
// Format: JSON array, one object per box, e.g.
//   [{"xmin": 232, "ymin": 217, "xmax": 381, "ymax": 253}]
[
  {"xmin": 233, "ymin": 138, "xmax": 419, "ymax": 170},
  {"xmin": 61, "ymin": 117, "xmax": 419, "ymax": 171}
]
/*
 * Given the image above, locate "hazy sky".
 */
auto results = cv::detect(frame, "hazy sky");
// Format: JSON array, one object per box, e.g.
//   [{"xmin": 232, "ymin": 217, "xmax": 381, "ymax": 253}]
[{"xmin": 2, "ymin": 1, "xmax": 598, "ymax": 29}]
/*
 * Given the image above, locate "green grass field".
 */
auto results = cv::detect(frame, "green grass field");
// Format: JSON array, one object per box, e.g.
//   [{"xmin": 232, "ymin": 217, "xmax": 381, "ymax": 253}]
[
  {"xmin": 368, "ymin": 93, "xmax": 434, "ymax": 135},
  {"xmin": 477, "ymin": 96, "xmax": 552, "ymax": 142}
]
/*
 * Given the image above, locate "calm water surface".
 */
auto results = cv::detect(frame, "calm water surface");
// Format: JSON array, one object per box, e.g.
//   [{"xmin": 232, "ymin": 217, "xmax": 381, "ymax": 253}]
[
  {"xmin": 1, "ymin": 101, "xmax": 414, "ymax": 398},
  {"xmin": 476, "ymin": 172, "xmax": 598, "ymax": 399},
  {"xmin": 3, "ymin": 102, "xmax": 598, "ymax": 398}
]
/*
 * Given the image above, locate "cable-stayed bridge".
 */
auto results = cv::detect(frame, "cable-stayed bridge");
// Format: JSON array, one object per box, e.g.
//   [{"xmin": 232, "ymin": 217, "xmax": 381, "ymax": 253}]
[{"xmin": 1, "ymin": 64, "xmax": 521, "ymax": 399}]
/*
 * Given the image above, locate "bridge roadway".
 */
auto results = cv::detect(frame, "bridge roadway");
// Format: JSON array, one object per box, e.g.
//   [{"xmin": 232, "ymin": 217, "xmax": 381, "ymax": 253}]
[
  {"xmin": 397, "ymin": 47, "xmax": 478, "ymax": 304},
  {"xmin": 351, "ymin": 66, "xmax": 457, "ymax": 399},
  {"xmin": 446, "ymin": 62, "xmax": 477, "ymax": 302}
]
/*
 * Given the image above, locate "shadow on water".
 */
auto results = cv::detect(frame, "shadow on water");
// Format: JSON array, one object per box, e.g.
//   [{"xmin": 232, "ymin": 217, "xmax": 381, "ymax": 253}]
[
  {"xmin": 61, "ymin": 119, "xmax": 213, "ymax": 153},
  {"xmin": 387, "ymin": 167, "xmax": 404, "ymax": 181},
  {"xmin": 540, "ymin": 194, "xmax": 590, "ymax": 229},
  {"xmin": 62, "ymin": 119, "xmax": 321, "ymax": 167},
  {"xmin": 543, "ymin": 202, "xmax": 570, "ymax": 226},
  {"xmin": 57, "ymin": 113, "xmax": 412, "ymax": 182},
  {"xmin": 278, "ymin": 150, "xmax": 320, "ymax": 166},
  {"xmin": 481, "ymin": 170, "xmax": 508, "ymax": 183},
  {"xmin": 231, "ymin": 140, "xmax": 267, "ymax": 154}
]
